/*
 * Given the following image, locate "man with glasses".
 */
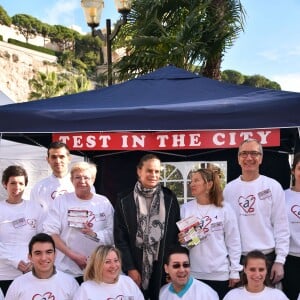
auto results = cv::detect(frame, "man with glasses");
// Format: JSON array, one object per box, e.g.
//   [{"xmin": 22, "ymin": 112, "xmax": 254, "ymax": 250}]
[
  {"xmin": 159, "ymin": 245, "xmax": 218, "ymax": 299},
  {"xmin": 223, "ymin": 138, "xmax": 289, "ymax": 285}
]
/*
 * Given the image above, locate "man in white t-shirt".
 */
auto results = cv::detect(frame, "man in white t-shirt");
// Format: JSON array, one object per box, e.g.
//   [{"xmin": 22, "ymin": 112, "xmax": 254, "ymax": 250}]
[
  {"xmin": 30, "ymin": 141, "xmax": 74, "ymax": 212},
  {"xmin": 5, "ymin": 233, "xmax": 79, "ymax": 299},
  {"xmin": 223, "ymin": 138, "xmax": 290, "ymax": 285},
  {"xmin": 159, "ymin": 245, "xmax": 218, "ymax": 300}
]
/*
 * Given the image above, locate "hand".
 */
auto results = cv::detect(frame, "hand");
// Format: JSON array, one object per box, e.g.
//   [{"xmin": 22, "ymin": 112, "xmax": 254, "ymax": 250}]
[
  {"xmin": 17, "ymin": 260, "xmax": 32, "ymax": 273},
  {"xmin": 128, "ymin": 269, "xmax": 142, "ymax": 287},
  {"xmin": 81, "ymin": 223, "xmax": 96, "ymax": 238},
  {"xmin": 270, "ymin": 262, "xmax": 284, "ymax": 284},
  {"xmin": 229, "ymin": 278, "xmax": 240, "ymax": 288},
  {"xmin": 178, "ymin": 231, "xmax": 186, "ymax": 245},
  {"xmin": 69, "ymin": 251, "xmax": 88, "ymax": 270}
]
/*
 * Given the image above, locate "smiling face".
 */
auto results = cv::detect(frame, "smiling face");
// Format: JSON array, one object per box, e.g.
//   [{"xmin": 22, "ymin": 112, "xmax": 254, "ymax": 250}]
[
  {"xmin": 238, "ymin": 140, "xmax": 263, "ymax": 177},
  {"xmin": 164, "ymin": 253, "xmax": 190, "ymax": 293},
  {"xmin": 244, "ymin": 258, "xmax": 267, "ymax": 292},
  {"xmin": 29, "ymin": 242, "xmax": 56, "ymax": 279},
  {"xmin": 137, "ymin": 158, "xmax": 161, "ymax": 188},
  {"xmin": 102, "ymin": 250, "xmax": 121, "ymax": 284},
  {"xmin": 71, "ymin": 169, "xmax": 94, "ymax": 199},
  {"xmin": 4, "ymin": 175, "xmax": 26, "ymax": 203}
]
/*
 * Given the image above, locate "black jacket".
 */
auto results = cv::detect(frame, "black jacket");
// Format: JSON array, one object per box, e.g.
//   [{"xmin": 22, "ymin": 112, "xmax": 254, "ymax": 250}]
[{"xmin": 114, "ymin": 186, "xmax": 180, "ymax": 300}]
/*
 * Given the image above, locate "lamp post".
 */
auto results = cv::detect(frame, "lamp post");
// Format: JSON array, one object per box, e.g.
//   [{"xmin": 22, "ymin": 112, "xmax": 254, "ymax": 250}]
[{"xmin": 81, "ymin": 0, "xmax": 132, "ymax": 86}]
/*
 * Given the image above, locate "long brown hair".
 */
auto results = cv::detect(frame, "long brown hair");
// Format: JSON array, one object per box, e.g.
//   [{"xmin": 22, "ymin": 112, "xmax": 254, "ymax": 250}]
[{"xmin": 192, "ymin": 168, "xmax": 223, "ymax": 207}]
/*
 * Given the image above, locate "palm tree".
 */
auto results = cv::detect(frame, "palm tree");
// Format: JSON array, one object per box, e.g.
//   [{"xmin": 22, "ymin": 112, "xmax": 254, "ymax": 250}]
[{"xmin": 114, "ymin": 0, "xmax": 245, "ymax": 80}]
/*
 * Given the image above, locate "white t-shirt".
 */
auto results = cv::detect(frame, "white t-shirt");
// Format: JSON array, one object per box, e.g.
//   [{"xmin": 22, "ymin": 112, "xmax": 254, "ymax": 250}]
[
  {"xmin": 0, "ymin": 199, "xmax": 43, "ymax": 280},
  {"xmin": 5, "ymin": 269, "xmax": 79, "ymax": 300},
  {"xmin": 223, "ymin": 175, "xmax": 289, "ymax": 263},
  {"xmin": 0, "ymin": 288, "xmax": 3, "ymax": 300},
  {"xmin": 43, "ymin": 192, "xmax": 114, "ymax": 276},
  {"xmin": 159, "ymin": 277, "xmax": 218, "ymax": 300},
  {"xmin": 30, "ymin": 173, "xmax": 74, "ymax": 212},
  {"xmin": 285, "ymin": 188, "xmax": 300, "ymax": 255},
  {"xmin": 73, "ymin": 274, "xmax": 145, "ymax": 300},
  {"xmin": 223, "ymin": 286, "xmax": 289, "ymax": 300},
  {"xmin": 180, "ymin": 200, "xmax": 242, "ymax": 280}
]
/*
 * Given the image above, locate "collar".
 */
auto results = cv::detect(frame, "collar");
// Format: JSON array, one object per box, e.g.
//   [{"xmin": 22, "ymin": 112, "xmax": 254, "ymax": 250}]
[
  {"xmin": 32, "ymin": 266, "xmax": 57, "ymax": 279},
  {"xmin": 169, "ymin": 276, "xmax": 193, "ymax": 298}
]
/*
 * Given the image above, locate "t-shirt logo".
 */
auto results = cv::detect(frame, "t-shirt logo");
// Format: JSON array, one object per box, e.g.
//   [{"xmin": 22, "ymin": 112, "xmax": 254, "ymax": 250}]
[
  {"xmin": 238, "ymin": 195, "xmax": 255, "ymax": 214},
  {"xmin": 51, "ymin": 189, "xmax": 68, "ymax": 200},
  {"xmin": 32, "ymin": 292, "xmax": 55, "ymax": 300},
  {"xmin": 291, "ymin": 205, "xmax": 300, "ymax": 219}
]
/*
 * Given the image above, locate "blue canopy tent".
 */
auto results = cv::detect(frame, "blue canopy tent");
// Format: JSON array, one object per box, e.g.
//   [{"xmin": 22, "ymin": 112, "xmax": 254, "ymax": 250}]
[{"xmin": 0, "ymin": 66, "xmax": 299, "ymax": 203}]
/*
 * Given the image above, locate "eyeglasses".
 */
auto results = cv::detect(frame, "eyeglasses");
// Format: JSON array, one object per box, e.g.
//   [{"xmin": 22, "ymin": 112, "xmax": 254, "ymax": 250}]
[
  {"xmin": 238, "ymin": 151, "xmax": 262, "ymax": 158},
  {"xmin": 171, "ymin": 262, "xmax": 190, "ymax": 269}
]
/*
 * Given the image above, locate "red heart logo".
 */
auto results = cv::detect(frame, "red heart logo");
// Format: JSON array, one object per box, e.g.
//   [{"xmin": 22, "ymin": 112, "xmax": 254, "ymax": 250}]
[
  {"xmin": 200, "ymin": 216, "xmax": 212, "ymax": 233},
  {"xmin": 291, "ymin": 205, "xmax": 300, "ymax": 219},
  {"xmin": 32, "ymin": 292, "xmax": 55, "ymax": 300},
  {"xmin": 238, "ymin": 195, "xmax": 255, "ymax": 214}
]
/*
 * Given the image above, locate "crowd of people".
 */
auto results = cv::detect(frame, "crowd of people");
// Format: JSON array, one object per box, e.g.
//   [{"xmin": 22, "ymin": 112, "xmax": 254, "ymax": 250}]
[{"xmin": 0, "ymin": 139, "xmax": 299, "ymax": 300}]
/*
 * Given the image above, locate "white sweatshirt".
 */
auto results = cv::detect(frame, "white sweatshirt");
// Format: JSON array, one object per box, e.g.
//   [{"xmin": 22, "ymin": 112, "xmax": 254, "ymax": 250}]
[
  {"xmin": 30, "ymin": 173, "xmax": 74, "ymax": 212},
  {"xmin": 5, "ymin": 269, "xmax": 79, "ymax": 300},
  {"xmin": 73, "ymin": 274, "xmax": 145, "ymax": 300},
  {"xmin": 223, "ymin": 286, "xmax": 289, "ymax": 300},
  {"xmin": 159, "ymin": 276, "xmax": 219, "ymax": 300},
  {"xmin": 0, "ymin": 200, "xmax": 43, "ymax": 280},
  {"xmin": 43, "ymin": 192, "xmax": 114, "ymax": 277},
  {"xmin": 180, "ymin": 200, "xmax": 242, "ymax": 280},
  {"xmin": 285, "ymin": 188, "xmax": 300, "ymax": 256},
  {"xmin": 223, "ymin": 175, "xmax": 290, "ymax": 264}
]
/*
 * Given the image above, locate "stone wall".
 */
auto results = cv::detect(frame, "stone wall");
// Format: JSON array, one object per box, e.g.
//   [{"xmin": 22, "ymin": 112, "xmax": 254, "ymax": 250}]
[{"xmin": 0, "ymin": 41, "xmax": 58, "ymax": 102}]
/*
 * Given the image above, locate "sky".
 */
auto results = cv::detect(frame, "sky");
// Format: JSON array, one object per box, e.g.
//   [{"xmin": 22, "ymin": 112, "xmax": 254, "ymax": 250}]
[{"xmin": 1, "ymin": 0, "xmax": 300, "ymax": 92}]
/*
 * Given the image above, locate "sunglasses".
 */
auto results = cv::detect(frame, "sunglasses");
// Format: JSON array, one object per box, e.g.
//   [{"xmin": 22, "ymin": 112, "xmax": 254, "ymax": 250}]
[{"xmin": 171, "ymin": 262, "xmax": 190, "ymax": 269}]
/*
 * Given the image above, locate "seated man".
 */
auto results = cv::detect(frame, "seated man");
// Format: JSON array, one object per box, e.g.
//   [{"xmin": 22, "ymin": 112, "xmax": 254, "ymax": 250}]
[
  {"xmin": 159, "ymin": 245, "xmax": 219, "ymax": 300},
  {"xmin": 5, "ymin": 233, "xmax": 79, "ymax": 300}
]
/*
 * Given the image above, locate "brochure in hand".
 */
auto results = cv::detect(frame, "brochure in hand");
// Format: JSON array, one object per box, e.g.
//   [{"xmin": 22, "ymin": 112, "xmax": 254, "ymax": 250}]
[{"xmin": 176, "ymin": 215, "xmax": 201, "ymax": 249}]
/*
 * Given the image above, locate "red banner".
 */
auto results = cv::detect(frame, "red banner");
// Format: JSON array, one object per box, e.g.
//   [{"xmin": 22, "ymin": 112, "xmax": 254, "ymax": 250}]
[{"xmin": 52, "ymin": 129, "xmax": 280, "ymax": 151}]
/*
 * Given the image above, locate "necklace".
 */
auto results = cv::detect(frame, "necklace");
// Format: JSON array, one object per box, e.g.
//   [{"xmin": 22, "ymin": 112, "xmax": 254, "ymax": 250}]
[{"xmin": 196, "ymin": 203, "xmax": 212, "ymax": 219}]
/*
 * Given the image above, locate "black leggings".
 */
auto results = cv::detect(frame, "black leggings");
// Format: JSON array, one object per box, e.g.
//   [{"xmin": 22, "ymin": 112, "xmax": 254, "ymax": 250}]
[
  {"xmin": 282, "ymin": 255, "xmax": 300, "ymax": 300},
  {"xmin": 0, "ymin": 280, "xmax": 13, "ymax": 296}
]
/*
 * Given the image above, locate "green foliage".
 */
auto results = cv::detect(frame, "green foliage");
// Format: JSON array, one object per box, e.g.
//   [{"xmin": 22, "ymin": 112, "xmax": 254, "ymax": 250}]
[
  {"xmin": 221, "ymin": 70, "xmax": 281, "ymax": 90},
  {"xmin": 115, "ymin": 0, "xmax": 245, "ymax": 81},
  {"xmin": 243, "ymin": 74, "xmax": 281, "ymax": 90},
  {"xmin": 29, "ymin": 71, "xmax": 91, "ymax": 100},
  {"xmin": 7, "ymin": 38, "xmax": 57, "ymax": 56},
  {"xmin": 221, "ymin": 69, "xmax": 244, "ymax": 84},
  {"xmin": 12, "ymin": 14, "xmax": 42, "ymax": 43},
  {"xmin": 0, "ymin": 5, "xmax": 11, "ymax": 26},
  {"xmin": 49, "ymin": 25, "xmax": 80, "ymax": 51},
  {"xmin": 0, "ymin": 35, "xmax": 3, "ymax": 42}
]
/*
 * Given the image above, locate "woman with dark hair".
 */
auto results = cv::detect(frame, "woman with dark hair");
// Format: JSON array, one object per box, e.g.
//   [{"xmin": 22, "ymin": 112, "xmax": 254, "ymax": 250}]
[
  {"xmin": 282, "ymin": 152, "xmax": 300, "ymax": 300},
  {"xmin": 114, "ymin": 154, "xmax": 180, "ymax": 300},
  {"xmin": 74, "ymin": 245, "xmax": 144, "ymax": 299},
  {"xmin": 223, "ymin": 250, "xmax": 288, "ymax": 299},
  {"xmin": 0, "ymin": 165, "xmax": 42, "ymax": 296},
  {"xmin": 179, "ymin": 168, "xmax": 242, "ymax": 299}
]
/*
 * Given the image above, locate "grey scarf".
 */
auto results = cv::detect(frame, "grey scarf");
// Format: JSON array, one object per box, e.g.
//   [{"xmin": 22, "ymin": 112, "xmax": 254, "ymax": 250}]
[{"xmin": 134, "ymin": 181, "xmax": 165, "ymax": 290}]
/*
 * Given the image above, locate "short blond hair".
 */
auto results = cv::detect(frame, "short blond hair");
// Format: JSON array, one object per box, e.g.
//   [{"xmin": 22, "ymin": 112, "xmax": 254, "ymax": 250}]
[
  {"xmin": 84, "ymin": 245, "xmax": 121, "ymax": 283},
  {"xmin": 70, "ymin": 161, "xmax": 97, "ymax": 181}
]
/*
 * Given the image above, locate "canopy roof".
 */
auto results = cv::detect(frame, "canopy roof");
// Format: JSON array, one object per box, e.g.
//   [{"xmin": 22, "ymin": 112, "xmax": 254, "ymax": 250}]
[{"xmin": 0, "ymin": 66, "xmax": 299, "ymax": 133}]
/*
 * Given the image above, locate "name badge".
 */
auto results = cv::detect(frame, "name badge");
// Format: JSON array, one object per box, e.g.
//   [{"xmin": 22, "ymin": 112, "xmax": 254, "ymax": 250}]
[{"xmin": 13, "ymin": 217, "xmax": 26, "ymax": 228}]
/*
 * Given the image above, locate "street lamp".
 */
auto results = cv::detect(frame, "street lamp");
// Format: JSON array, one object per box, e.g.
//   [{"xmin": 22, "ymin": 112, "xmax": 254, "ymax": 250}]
[{"xmin": 81, "ymin": 0, "xmax": 132, "ymax": 86}]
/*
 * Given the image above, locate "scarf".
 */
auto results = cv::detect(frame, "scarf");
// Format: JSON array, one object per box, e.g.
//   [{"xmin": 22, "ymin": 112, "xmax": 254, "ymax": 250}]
[{"xmin": 134, "ymin": 181, "xmax": 165, "ymax": 290}]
